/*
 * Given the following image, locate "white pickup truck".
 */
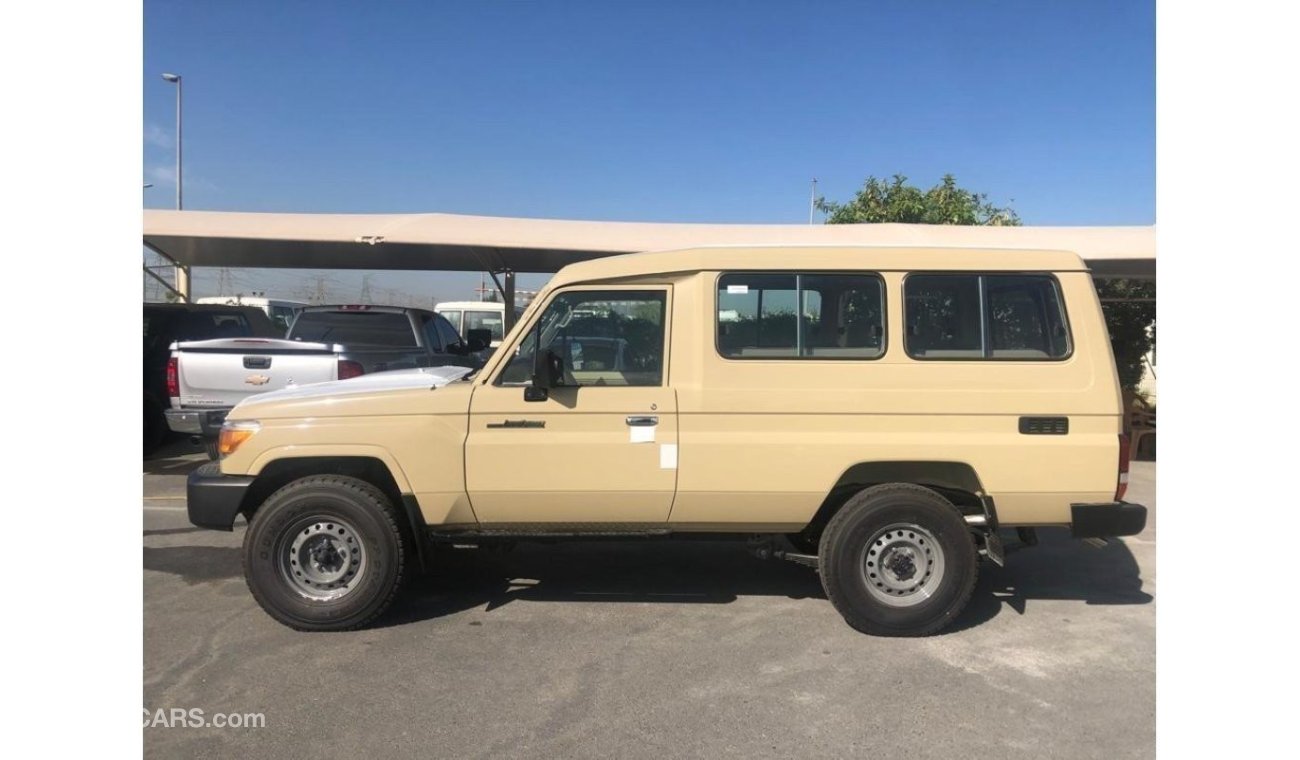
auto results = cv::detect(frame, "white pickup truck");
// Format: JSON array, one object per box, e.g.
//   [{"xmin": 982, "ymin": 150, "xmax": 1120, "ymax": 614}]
[{"xmin": 166, "ymin": 305, "xmax": 488, "ymax": 457}]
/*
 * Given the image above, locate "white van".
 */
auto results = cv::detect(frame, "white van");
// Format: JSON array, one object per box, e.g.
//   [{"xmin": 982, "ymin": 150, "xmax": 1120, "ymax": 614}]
[
  {"xmin": 196, "ymin": 296, "xmax": 307, "ymax": 332},
  {"xmin": 434, "ymin": 301, "xmax": 508, "ymax": 347}
]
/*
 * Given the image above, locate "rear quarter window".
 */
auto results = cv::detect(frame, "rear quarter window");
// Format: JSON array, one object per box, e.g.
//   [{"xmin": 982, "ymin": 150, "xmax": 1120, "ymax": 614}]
[
  {"xmin": 904, "ymin": 274, "xmax": 1071, "ymax": 360},
  {"xmin": 716, "ymin": 272, "xmax": 885, "ymax": 359}
]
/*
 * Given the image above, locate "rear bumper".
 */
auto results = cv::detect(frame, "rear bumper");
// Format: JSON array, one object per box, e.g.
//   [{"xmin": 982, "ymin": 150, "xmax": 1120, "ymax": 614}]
[
  {"xmin": 187, "ymin": 461, "xmax": 253, "ymax": 531},
  {"xmin": 165, "ymin": 407, "xmax": 230, "ymax": 437},
  {"xmin": 1071, "ymin": 502, "xmax": 1148, "ymax": 538}
]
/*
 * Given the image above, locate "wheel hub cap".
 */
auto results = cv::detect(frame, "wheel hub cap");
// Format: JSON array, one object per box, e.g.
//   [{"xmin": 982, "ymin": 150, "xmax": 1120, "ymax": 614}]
[
  {"xmin": 860, "ymin": 523, "xmax": 947, "ymax": 608},
  {"xmin": 278, "ymin": 518, "xmax": 367, "ymax": 601}
]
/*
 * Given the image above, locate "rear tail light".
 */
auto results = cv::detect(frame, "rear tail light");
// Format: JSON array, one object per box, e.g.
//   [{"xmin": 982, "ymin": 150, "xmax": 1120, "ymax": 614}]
[
  {"xmin": 1115, "ymin": 433, "xmax": 1131, "ymax": 501},
  {"xmin": 166, "ymin": 356, "xmax": 179, "ymax": 398},
  {"xmin": 338, "ymin": 359, "xmax": 365, "ymax": 380}
]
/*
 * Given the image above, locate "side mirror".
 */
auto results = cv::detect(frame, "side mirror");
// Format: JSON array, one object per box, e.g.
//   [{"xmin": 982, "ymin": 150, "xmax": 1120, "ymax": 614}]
[
  {"xmin": 466, "ymin": 329, "xmax": 492, "ymax": 352},
  {"xmin": 526, "ymin": 345, "xmax": 564, "ymax": 401}
]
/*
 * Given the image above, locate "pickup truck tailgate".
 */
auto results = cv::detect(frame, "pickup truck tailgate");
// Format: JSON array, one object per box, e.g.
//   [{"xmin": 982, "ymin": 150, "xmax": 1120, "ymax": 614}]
[{"xmin": 172, "ymin": 338, "xmax": 340, "ymax": 408}]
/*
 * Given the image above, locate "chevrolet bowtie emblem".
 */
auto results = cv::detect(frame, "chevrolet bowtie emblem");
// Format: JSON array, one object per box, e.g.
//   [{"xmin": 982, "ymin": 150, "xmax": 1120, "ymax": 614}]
[{"xmin": 245, "ymin": 374, "xmax": 271, "ymax": 386}]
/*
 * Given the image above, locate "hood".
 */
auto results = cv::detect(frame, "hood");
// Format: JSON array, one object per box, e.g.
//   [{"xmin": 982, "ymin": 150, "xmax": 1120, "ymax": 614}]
[{"xmin": 244, "ymin": 365, "xmax": 473, "ymax": 404}]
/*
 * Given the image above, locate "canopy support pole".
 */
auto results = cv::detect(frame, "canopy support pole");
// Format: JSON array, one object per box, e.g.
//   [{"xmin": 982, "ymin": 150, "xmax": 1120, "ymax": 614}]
[
  {"xmin": 142, "ymin": 263, "xmax": 186, "ymax": 302},
  {"xmin": 143, "ymin": 241, "xmax": 191, "ymax": 302},
  {"xmin": 487, "ymin": 269, "xmax": 517, "ymax": 333}
]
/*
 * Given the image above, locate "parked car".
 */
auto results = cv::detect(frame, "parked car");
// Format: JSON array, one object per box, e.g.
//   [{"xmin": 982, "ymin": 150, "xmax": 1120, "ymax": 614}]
[
  {"xmin": 434, "ymin": 301, "xmax": 518, "ymax": 348},
  {"xmin": 143, "ymin": 303, "xmax": 280, "ymax": 453},
  {"xmin": 196, "ymin": 296, "xmax": 308, "ymax": 332},
  {"xmin": 165, "ymin": 305, "xmax": 486, "ymax": 459},
  {"xmin": 186, "ymin": 246, "xmax": 1145, "ymax": 636}
]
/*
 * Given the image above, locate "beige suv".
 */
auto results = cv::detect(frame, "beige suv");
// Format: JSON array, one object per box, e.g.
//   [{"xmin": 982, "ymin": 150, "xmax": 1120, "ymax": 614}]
[{"xmin": 187, "ymin": 246, "xmax": 1146, "ymax": 636}]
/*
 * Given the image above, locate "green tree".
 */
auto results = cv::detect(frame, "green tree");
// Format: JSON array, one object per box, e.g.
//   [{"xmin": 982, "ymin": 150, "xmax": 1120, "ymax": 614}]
[
  {"xmin": 1094, "ymin": 278, "xmax": 1156, "ymax": 395},
  {"xmin": 816, "ymin": 174, "xmax": 1021, "ymax": 226},
  {"xmin": 818, "ymin": 173, "xmax": 1155, "ymax": 393}
]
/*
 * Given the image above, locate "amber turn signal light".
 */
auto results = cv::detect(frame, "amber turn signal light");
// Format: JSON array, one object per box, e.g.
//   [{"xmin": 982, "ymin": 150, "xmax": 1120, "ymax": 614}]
[{"xmin": 218, "ymin": 421, "xmax": 261, "ymax": 457}]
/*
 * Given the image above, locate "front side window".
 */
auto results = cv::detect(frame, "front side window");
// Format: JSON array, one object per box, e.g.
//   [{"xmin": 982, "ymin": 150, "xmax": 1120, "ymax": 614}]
[
  {"xmin": 498, "ymin": 290, "xmax": 667, "ymax": 387},
  {"xmin": 717, "ymin": 273, "xmax": 884, "ymax": 359},
  {"xmin": 421, "ymin": 315, "xmax": 443, "ymax": 351},
  {"xmin": 435, "ymin": 315, "xmax": 462, "ymax": 350},
  {"xmin": 905, "ymin": 274, "xmax": 1070, "ymax": 360},
  {"xmin": 270, "ymin": 306, "xmax": 296, "ymax": 332},
  {"xmin": 439, "ymin": 310, "xmax": 462, "ymax": 333}
]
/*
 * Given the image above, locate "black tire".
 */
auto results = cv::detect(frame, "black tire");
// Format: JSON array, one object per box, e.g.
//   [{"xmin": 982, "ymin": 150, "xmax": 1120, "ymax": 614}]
[
  {"xmin": 203, "ymin": 440, "xmax": 220, "ymax": 460},
  {"xmin": 818, "ymin": 483, "xmax": 977, "ymax": 637},
  {"xmin": 242, "ymin": 474, "xmax": 408, "ymax": 631}
]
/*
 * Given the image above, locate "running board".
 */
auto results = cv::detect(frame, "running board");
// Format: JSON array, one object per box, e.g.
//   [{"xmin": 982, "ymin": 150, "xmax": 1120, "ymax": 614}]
[{"xmin": 428, "ymin": 528, "xmax": 674, "ymax": 542}]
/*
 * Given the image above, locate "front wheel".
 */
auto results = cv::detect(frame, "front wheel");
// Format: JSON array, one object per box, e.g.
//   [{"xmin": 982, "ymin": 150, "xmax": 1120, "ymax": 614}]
[
  {"xmin": 242, "ymin": 475, "xmax": 409, "ymax": 631},
  {"xmin": 819, "ymin": 484, "xmax": 977, "ymax": 636}
]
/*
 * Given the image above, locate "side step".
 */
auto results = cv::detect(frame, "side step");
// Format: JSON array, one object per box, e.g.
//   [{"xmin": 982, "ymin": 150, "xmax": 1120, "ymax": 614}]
[{"xmin": 428, "ymin": 528, "xmax": 674, "ymax": 543}]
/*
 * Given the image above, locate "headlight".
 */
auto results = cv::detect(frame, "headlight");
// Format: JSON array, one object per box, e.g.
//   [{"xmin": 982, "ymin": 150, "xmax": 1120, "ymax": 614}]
[{"xmin": 218, "ymin": 420, "xmax": 260, "ymax": 457}]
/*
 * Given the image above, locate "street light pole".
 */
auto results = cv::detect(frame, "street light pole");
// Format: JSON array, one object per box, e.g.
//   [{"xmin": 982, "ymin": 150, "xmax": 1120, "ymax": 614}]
[
  {"xmin": 163, "ymin": 73, "xmax": 182, "ymax": 210},
  {"xmin": 162, "ymin": 72, "xmax": 189, "ymax": 300}
]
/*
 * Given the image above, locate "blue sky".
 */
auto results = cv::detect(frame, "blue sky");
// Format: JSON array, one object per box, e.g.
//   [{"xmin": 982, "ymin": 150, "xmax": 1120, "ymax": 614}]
[{"xmin": 143, "ymin": 0, "xmax": 1154, "ymax": 304}]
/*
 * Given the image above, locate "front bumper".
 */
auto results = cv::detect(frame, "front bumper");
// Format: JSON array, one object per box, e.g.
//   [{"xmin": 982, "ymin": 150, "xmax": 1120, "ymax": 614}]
[
  {"xmin": 1071, "ymin": 502, "xmax": 1148, "ymax": 539},
  {"xmin": 165, "ymin": 407, "xmax": 230, "ymax": 437},
  {"xmin": 187, "ymin": 461, "xmax": 254, "ymax": 531}
]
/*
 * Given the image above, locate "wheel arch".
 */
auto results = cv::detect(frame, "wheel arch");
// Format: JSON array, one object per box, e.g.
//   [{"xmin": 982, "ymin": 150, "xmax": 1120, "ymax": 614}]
[
  {"xmin": 238, "ymin": 455, "xmax": 431, "ymax": 572},
  {"xmin": 240, "ymin": 456, "xmax": 407, "ymax": 520},
  {"xmin": 802, "ymin": 461, "xmax": 990, "ymax": 538}
]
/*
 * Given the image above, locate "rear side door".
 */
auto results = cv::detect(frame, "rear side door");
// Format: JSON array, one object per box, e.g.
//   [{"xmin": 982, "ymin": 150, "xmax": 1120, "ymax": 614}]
[{"xmin": 464, "ymin": 286, "xmax": 677, "ymax": 525}]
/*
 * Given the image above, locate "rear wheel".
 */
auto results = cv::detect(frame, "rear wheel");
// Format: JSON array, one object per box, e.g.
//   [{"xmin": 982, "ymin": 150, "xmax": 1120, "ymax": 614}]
[
  {"xmin": 243, "ymin": 475, "xmax": 408, "ymax": 631},
  {"xmin": 819, "ymin": 483, "xmax": 977, "ymax": 636}
]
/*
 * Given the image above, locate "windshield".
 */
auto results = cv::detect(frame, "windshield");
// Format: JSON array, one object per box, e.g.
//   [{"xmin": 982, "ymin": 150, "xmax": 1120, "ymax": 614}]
[{"xmin": 288, "ymin": 311, "xmax": 418, "ymax": 347}]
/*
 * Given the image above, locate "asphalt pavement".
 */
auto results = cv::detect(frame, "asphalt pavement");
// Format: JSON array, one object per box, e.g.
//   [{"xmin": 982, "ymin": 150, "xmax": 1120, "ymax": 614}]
[{"xmin": 144, "ymin": 437, "xmax": 1155, "ymax": 759}]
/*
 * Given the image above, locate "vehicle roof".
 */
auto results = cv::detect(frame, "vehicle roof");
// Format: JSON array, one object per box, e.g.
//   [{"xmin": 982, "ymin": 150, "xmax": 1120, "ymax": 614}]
[
  {"xmin": 195, "ymin": 296, "xmax": 308, "ymax": 306},
  {"xmin": 143, "ymin": 302, "xmax": 267, "ymax": 314},
  {"xmin": 546, "ymin": 245, "xmax": 1091, "ymax": 289},
  {"xmin": 435, "ymin": 301, "xmax": 504, "ymax": 310},
  {"xmin": 301, "ymin": 304, "xmax": 434, "ymax": 315}
]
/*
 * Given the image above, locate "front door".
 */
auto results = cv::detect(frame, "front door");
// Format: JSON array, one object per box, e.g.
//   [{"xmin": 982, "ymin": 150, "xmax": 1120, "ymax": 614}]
[{"xmin": 465, "ymin": 286, "xmax": 677, "ymax": 525}]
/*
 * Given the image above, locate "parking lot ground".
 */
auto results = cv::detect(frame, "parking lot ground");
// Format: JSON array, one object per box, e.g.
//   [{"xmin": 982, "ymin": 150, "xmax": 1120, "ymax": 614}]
[{"xmin": 145, "ymin": 444, "xmax": 1155, "ymax": 759}]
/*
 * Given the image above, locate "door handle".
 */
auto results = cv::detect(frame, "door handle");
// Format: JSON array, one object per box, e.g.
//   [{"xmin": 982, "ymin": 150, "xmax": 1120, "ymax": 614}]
[
  {"xmin": 486, "ymin": 419, "xmax": 545, "ymax": 429},
  {"xmin": 625, "ymin": 416, "xmax": 658, "ymax": 427}
]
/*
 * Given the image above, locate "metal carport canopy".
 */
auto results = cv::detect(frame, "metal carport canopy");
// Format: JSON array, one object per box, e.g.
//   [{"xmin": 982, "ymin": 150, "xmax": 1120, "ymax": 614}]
[{"xmin": 143, "ymin": 210, "xmax": 1154, "ymax": 278}]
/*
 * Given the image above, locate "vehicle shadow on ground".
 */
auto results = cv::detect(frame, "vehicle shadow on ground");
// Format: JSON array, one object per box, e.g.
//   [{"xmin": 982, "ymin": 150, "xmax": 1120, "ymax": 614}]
[
  {"xmin": 382, "ymin": 529, "xmax": 1152, "ymax": 631},
  {"xmin": 140, "ymin": 529, "xmax": 1152, "ymax": 632},
  {"xmin": 379, "ymin": 540, "xmax": 821, "ymax": 628},
  {"xmin": 144, "ymin": 545, "xmax": 243, "ymax": 584},
  {"xmin": 143, "ymin": 435, "xmax": 208, "ymax": 475},
  {"xmin": 948, "ymin": 527, "xmax": 1153, "ymax": 633}
]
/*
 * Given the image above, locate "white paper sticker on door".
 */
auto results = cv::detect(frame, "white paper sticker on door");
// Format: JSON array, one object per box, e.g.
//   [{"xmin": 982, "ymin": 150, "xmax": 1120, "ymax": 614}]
[
  {"xmin": 726, "ymin": 284, "xmax": 749, "ymax": 294},
  {"xmin": 659, "ymin": 443, "xmax": 678, "ymax": 469},
  {"xmin": 630, "ymin": 426, "xmax": 655, "ymax": 444}
]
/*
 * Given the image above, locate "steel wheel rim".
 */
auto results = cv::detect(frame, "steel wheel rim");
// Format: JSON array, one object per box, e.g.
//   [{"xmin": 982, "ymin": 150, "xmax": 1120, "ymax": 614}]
[
  {"xmin": 859, "ymin": 523, "xmax": 946, "ymax": 607},
  {"xmin": 277, "ymin": 516, "xmax": 367, "ymax": 601}
]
